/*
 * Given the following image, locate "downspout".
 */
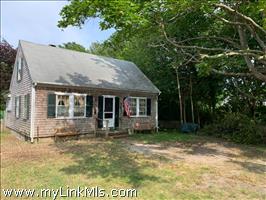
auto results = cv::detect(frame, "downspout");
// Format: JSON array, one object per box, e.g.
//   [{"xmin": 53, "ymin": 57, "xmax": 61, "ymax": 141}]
[
  {"xmin": 30, "ymin": 83, "xmax": 36, "ymax": 143},
  {"xmin": 155, "ymin": 93, "xmax": 160, "ymax": 133}
]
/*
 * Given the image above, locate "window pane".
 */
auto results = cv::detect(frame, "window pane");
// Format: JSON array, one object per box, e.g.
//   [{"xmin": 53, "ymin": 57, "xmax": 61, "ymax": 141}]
[
  {"xmin": 104, "ymin": 97, "xmax": 113, "ymax": 112},
  {"xmin": 74, "ymin": 95, "xmax": 85, "ymax": 117},
  {"xmin": 130, "ymin": 98, "xmax": 137, "ymax": 116},
  {"xmin": 17, "ymin": 58, "xmax": 22, "ymax": 81},
  {"xmin": 57, "ymin": 95, "xmax": 69, "ymax": 117},
  {"xmin": 104, "ymin": 113, "xmax": 113, "ymax": 119}
]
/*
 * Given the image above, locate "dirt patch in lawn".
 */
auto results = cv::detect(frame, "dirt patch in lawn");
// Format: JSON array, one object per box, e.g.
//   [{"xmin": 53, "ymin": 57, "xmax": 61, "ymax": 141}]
[
  {"xmin": 125, "ymin": 140, "xmax": 266, "ymax": 165},
  {"xmin": 124, "ymin": 136, "xmax": 266, "ymax": 195}
]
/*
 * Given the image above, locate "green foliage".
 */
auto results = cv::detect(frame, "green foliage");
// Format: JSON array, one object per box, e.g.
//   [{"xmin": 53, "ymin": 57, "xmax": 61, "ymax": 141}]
[
  {"xmin": 0, "ymin": 110, "xmax": 4, "ymax": 119},
  {"xmin": 203, "ymin": 113, "xmax": 266, "ymax": 144},
  {"xmin": 0, "ymin": 40, "xmax": 16, "ymax": 110},
  {"xmin": 196, "ymin": 62, "xmax": 212, "ymax": 77},
  {"xmin": 59, "ymin": 42, "xmax": 88, "ymax": 53}
]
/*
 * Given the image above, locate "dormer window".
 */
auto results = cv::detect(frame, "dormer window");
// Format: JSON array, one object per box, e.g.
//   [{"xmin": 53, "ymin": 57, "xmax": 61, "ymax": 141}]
[{"xmin": 17, "ymin": 57, "xmax": 22, "ymax": 81}]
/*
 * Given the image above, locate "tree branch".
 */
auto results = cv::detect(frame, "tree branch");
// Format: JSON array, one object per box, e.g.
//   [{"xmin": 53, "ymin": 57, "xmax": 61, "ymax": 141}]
[
  {"xmin": 215, "ymin": 3, "xmax": 266, "ymax": 35},
  {"xmin": 212, "ymin": 69, "xmax": 252, "ymax": 77},
  {"xmin": 178, "ymin": 36, "xmax": 241, "ymax": 49},
  {"xmin": 200, "ymin": 51, "xmax": 264, "ymax": 59}
]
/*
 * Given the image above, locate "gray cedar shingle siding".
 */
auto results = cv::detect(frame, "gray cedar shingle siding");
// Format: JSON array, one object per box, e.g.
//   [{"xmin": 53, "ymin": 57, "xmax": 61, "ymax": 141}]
[
  {"xmin": 5, "ymin": 46, "xmax": 32, "ymax": 135},
  {"xmin": 34, "ymin": 86, "xmax": 157, "ymax": 137}
]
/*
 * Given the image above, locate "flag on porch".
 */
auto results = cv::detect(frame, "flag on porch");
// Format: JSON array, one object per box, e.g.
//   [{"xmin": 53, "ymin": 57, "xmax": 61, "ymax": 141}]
[{"xmin": 123, "ymin": 97, "xmax": 131, "ymax": 117}]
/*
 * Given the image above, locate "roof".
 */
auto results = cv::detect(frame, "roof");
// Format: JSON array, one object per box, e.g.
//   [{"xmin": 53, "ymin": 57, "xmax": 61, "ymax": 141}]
[{"xmin": 20, "ymin": 40, "xmax": 160, "ymax": 94}]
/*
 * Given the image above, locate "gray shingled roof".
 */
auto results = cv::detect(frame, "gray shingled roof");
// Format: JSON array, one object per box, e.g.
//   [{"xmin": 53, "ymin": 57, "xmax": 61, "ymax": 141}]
[{"xmin": 20, "ymin": 40, "xmax": 160, "ymax": 94}]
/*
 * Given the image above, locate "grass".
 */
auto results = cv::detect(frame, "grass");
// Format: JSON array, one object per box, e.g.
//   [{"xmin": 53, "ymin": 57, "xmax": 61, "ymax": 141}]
[
  {"xmin": 129, "ymin": 130, "xmax": 199, "ymax": 143},
  {"xmin": 1, "ymin": 130, "xmax": 265, "ymax": 200}
]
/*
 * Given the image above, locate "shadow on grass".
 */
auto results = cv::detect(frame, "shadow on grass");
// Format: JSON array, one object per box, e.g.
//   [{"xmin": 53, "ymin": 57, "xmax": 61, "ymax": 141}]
[
  {"xmin": 53, "ymin": 140, "xmax": 160, "ymax": 187},
  {"xmin": 129, "ymin": 132, "xmax": 266, "ymax": 165},
  {"xmin": 229, "ymin": 160, "xmax": 266, "ymax": 174}
]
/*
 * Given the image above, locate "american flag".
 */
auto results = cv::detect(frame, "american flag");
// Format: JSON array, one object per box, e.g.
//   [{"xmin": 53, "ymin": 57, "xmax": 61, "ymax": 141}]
[{"xmin": 123, "ymin": 97, "xmax": 131, "ymax": 117}]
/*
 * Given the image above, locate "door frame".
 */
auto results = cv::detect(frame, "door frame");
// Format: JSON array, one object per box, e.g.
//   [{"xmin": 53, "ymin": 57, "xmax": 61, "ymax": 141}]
[{"xmin": 102, "ymin": 95, "xmax": 115, "ymax": 128}]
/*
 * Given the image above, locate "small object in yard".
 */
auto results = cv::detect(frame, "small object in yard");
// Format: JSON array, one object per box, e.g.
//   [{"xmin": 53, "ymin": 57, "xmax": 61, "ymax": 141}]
[
  {"xmin": 181, "ymin": 123, "xmax": 199, "ymax": 133},
  {"xmin": 128, "ymin": 128, "xmax": 133, "ymax": 135}
]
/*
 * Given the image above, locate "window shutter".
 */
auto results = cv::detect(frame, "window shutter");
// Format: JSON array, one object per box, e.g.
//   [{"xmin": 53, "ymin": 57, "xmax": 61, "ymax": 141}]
[
  {"xmin": 47, "ymin": 94, "xmax": 56, "ymax": 118},
  {"xmin": 27, "ymin": 94, "xmax": 30, "ymax": 119},
  {"xmin": 98, "ymin": 96, "xmax": 103, "ymax": 128},
  {"xmin": 86, "ymin": 95, "xmax": 93, "ymax": 117},
  {"xmin": 15, "ymin": 97, "xmax": 17, "ymax": 117},
  {"xmin": 115, "ymin": 97, "xmax": 120, "ymax": 128},
  {"xmin": 23, "ymin": 95, "xmax": 27, "ymax": 119},
  {"xmin": 19, "ymin": 96, "xmax": 21, "ymax": 118},
  {"xmin": 147, "ymin": 98, "xmax": 151, "ymax": 116}
]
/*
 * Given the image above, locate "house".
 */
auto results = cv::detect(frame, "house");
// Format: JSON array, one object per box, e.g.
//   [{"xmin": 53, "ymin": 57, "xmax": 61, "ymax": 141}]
[{"xmin": 5, "ymin": 40, "xmax": 160, "ymax": 142}]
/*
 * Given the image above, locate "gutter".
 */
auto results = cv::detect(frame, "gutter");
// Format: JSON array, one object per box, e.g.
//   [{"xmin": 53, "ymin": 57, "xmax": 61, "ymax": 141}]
[
  {"xmin": 35, "ymin": 81, "xmax": 161, "ymax": 95},
  {"xmin": 155, "ymin": 93, "xmax": 160, "ymax": 132},
  {"xmin": 30, "ymin": 82, "xmax": 37, "ymax": 143}
]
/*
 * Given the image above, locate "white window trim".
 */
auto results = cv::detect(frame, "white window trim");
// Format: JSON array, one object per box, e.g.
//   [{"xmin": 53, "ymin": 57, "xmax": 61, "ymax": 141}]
[
  {"xmin": 129, "ymin": 97, "xmax": 148, "ymax": 117},
  {"xmin": 6, "ymin": 97, "xmax": 12, "ymax": 112},
  {"xmin": 54, "ymin": 92, "xmax": 87, "ymax": 119},
  {"xmin": 15, "ymin": 96, "xmax": 20, "ymax": 118},
  {"xmin": 17, "ymin": 57, "xmax": 22, "ymax": 81}
]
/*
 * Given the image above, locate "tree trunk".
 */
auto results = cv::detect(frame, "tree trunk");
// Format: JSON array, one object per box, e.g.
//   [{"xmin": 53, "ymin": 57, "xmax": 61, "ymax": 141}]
[
  {"xmin": 197, "ymin": 106, "xmax": 201, "ymax": 126},
  {"xmin": 175, "ymin": 67, "xmax": 184, "ymax": 124},
  {"xmin": 189, "ymin": 75, "xmax": 195, "ymax": 123},
  {"xmin": 183, "ymin": 96, "xmax": 187, "ymax": 123}
]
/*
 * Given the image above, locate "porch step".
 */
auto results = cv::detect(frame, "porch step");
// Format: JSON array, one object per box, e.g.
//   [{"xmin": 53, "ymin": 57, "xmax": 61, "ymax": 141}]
[{"xmin": 109, "ymin": 134, "xmax": 129, "ymax": 139}]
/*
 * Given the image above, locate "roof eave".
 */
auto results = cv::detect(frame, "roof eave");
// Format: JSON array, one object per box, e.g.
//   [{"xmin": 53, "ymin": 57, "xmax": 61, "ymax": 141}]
[{"xmin": 34, "ymin": 82, "xmax": 161, "ymax": 95}]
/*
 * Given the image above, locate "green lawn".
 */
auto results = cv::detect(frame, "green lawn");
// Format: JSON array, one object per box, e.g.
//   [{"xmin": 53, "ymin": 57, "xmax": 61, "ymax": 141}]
[
  {"xmin": 129, "ymin": 130, "xmax": 199, "ymax": 143},
  {"xmin": 1, "ymin": 131, "xmax": 265, "ymax": 199}
]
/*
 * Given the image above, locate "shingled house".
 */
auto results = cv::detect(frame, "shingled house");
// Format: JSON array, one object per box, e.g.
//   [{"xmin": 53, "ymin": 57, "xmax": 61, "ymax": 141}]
[{"xmin": 5, "ymin": 40, "xmax": 160, "ymax": 142}]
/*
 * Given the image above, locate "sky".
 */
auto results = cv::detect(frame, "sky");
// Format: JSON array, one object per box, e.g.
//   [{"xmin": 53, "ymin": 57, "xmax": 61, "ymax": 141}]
[{"xmin": 0, "ymin": 0, "xmax": 115, "ymax": 49}]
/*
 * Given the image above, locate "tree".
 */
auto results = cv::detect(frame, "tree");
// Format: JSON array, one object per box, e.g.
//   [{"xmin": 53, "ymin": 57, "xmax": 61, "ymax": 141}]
[
  {"xmin": 59, "ymin": 42, "xmax": 88, "ymax": 53},
  {"xmin": 58, "ymin": 1, "xmax": 265, "ymax": 82},
  {"xmin": 0, "ymin": 40, "xmax": 17, "ymax": 110},
  {"xmin": 58, "ymin": 0, "xmax": 265, "ymax": 125},
  {"xmin": 159, "ymin": 2, "xmax": 266, "ymax": 82}
]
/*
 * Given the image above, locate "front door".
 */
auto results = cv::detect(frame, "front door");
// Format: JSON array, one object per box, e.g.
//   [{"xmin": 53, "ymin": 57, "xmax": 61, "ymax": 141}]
[{"xmin": 103, "ymin": 96, "xmax": 115, "ymax": 128}]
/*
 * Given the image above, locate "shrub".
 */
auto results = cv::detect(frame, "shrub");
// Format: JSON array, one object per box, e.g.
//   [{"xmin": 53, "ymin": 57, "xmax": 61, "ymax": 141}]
[{"xmin": 202, "ymin": 113, "xmax": 266, "ymax": 144}]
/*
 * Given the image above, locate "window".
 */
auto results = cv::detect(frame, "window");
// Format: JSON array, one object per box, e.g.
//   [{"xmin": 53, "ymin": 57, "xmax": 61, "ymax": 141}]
[
  {"xmin": 15, "ymin": 96, "xmax": 20, "ymax": 118},
  {"xmin": 23, "ymin": 94, "xmax": 30, "ymax": 119},
  {"xmin": 17, "ymin": 57, "xmax": 22, "ymax": 81},
  {"xmin": 129, "ymin": 97, "xmax": 147, "ymax": 117},
  {"xmin": 6, "ymin": 97, "xmax": 12, "ymax": 112},
  {"xmin": 56, "ymin": 95, "xmax": 70, "ymax": 117},
  {"xmin": 51, "ymin": 93, "xmax": 88, "ymax": 118},
  {"xmin": 74, "ymin": 95, "xmax": 85, "ymax": 117},
  {"xmin": 130, "ymin": 98, "xmax": 137, "ymax": 116},
  {"xmin": 139, "ymin": 98, "xmax": 147, "ymax": 116}
]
